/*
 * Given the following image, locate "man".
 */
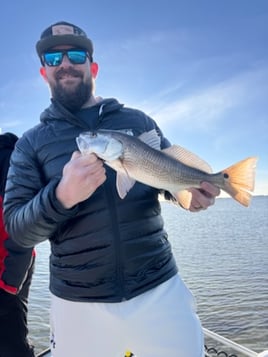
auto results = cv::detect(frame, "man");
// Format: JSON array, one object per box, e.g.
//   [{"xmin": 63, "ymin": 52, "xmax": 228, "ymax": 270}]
[
  {"xmin": 0, "ymin": 132, "xmax": 35, "ymax": 357},
  {"xmin": 4, "ymin": 21, "xmax": 220, "ymax": 357}
]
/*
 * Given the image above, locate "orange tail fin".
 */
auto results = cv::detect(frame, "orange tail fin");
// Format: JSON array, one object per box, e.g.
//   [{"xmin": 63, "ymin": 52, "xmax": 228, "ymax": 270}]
[{"xmin": 222, "ymin": 157, "xmax": 258, "ymax": 207}]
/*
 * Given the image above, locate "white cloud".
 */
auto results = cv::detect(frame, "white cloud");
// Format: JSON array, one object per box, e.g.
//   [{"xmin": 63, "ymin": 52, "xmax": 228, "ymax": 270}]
[{"xmin": 137, "ymin": 65, "xmax": 268, "ymax": 132}]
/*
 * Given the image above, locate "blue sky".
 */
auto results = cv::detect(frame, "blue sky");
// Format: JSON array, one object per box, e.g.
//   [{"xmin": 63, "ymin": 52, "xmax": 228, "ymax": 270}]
[{"xmin": 0, "ymin": 0, "xmax": 267, "ymax": 196}]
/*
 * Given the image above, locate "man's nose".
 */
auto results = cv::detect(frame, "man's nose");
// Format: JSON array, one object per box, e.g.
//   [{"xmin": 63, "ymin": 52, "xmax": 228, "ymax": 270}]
[{"xmin": 61, "ymin": 54, "xmax": 72, "ymax": 65}]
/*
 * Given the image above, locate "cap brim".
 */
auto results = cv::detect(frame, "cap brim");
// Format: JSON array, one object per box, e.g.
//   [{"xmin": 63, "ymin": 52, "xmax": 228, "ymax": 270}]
[{"xmin": 36, "ymin": 34, "xmax": 93, "ymax": 57}]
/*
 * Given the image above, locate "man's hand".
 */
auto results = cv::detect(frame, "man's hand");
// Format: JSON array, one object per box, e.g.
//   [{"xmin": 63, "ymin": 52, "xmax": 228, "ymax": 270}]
[
  {"xmin": 56, "ymin": 151, "xmax": 106, "ymax": 209},
  {"xmin": 188, "ymin": 182, "xmax": 221, "ymax": 212}
]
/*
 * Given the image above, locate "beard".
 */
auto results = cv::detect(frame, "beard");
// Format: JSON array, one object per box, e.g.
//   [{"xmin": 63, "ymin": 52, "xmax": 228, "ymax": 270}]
[{"xmin": 51, "ymin": 67, "xmax": 93, "ymax": 113}]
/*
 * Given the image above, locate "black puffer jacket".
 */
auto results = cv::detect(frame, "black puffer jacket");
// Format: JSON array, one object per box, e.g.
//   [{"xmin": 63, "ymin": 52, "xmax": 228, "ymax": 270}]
[{"xmin": 4, "ymin": 98, "xmax": 178, "ymax": 302}]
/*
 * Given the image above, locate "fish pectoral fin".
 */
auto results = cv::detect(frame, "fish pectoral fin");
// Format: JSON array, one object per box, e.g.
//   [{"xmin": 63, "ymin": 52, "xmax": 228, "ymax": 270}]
[
  {"xmin": 138, "ymin": 129, "xmax": 161, "ymax": 150},
  {"xmin": 162, "ymin": 145, "xmax": 212, "ymax": 173},
  {"xmin": 106, "ymin": 160, "xmax": 136, "ymax": 198},
  {"xmin": 116, "ymin": 172, "xmax": 136, "ymax": 199},
  {"xmin": 173, "ymin": 190, "xmax": 192, "ymax": 210}
]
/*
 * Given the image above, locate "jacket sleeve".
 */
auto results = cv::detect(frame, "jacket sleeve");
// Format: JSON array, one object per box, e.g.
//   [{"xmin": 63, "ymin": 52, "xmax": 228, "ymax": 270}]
[
  {"xmin": 0, "ymin": 240, "xmax": 35, "ymax": 294},
  {"xmin": 3, "ymin": 134, "xmax": 78, "ymax": 248}
]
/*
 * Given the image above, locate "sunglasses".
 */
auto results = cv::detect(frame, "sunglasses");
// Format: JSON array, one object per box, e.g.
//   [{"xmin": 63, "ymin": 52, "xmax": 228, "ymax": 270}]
[{"xmin": 42, "ymin": 49, "xmax": 90, "ymax": 67}]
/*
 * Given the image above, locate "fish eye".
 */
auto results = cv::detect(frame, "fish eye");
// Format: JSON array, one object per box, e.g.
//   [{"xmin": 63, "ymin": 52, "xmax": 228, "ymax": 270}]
[{"xmin": 90, "ymin": 132, "xmax": 97, "ymax": 138}]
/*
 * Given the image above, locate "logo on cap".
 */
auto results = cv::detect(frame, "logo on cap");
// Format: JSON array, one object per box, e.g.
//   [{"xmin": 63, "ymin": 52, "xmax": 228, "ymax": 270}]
[{"xmin": 52, "ymin": 24, "xmax": 75, "ymax": 36}]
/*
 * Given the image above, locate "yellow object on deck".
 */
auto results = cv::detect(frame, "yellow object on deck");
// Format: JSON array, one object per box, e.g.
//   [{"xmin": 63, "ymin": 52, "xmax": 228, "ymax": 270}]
[{"xmin": 125, "ymin": 351, "xmax": 134, "ymax": 357}]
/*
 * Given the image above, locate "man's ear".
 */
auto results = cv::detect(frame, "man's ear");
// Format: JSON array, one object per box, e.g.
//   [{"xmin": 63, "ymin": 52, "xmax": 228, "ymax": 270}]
[
  {"xmin": 40, "ymin": 67, "xmax": 48, "ymax": 82},
  {"xmin": 90, "ymin": 62, "xmax": 99, "ymax": 78}
]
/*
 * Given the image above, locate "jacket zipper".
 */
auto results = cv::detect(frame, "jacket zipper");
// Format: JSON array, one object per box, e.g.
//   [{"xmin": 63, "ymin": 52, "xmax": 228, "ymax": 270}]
[{"xmin": 104, "ymin": 181, "xmax": 125, "ymax": 300}]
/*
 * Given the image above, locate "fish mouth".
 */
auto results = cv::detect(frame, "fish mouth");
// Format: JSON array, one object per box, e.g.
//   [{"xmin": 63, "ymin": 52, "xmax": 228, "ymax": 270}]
[
  {"xmin": 76, "ymin": 133, "xmax": 109, "ymax": 156},
  {"xmin": 76, "ymin": 132, "xmax": 123, "ymax": 161}
]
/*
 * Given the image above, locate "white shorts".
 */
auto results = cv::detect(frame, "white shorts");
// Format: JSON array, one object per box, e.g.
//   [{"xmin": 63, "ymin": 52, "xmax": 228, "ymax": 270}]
[{"xmin": 50, "ymin": 274, "xmax": 204, "ymax": 357}]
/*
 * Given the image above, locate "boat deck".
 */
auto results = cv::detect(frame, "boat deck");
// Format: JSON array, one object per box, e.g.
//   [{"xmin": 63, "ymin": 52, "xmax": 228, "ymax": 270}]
[{"xmin": 36, "ymin": 328, "xmax": 268, "ymax": 357}]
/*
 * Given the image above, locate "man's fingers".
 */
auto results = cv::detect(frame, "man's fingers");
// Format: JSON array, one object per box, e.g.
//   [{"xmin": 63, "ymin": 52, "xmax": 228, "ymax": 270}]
[
  {"xmin": 200, "ymin": 182, "xmax": 221, "ymax": 197},
  {"xmin": 70, "ymin": 150, "xmax": 82, "ymax": 160}
]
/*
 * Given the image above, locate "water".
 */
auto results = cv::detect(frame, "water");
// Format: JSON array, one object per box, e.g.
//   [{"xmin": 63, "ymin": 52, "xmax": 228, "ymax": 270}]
[{"xmin": 28, "ymin": 196, "xmax": 268, "ymax": 354}]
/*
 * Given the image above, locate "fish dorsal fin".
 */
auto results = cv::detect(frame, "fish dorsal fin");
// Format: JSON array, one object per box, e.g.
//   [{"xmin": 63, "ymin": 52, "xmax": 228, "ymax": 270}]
[
  {"xmin": 138, "ymin": 130, "xmax": 161, "ymax": 150},
  {"xmin": 162, "ymin": 145, "xmax": 213, "ymax": 173}
]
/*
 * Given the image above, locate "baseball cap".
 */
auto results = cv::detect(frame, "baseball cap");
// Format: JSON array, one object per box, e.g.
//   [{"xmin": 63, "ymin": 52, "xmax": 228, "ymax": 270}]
[{"xmin": 36, "ymin": 21, "xmax": 94, "ymax": 57}]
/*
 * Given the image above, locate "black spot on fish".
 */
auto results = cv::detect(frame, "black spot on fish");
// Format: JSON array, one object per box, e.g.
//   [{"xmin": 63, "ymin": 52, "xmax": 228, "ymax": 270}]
[{"xmin": 224, "ymin": 173, "xmax": 229, "ymax": 179}]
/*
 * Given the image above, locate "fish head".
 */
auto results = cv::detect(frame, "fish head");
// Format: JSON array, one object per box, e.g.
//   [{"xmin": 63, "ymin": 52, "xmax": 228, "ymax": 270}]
[{"xmin": 76, "ymin": 131, "xmax": 123, "ymax": 161}]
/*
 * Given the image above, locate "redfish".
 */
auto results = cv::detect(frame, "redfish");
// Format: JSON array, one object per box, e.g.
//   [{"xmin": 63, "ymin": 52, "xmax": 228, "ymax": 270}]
[{"xmin": 76, "ymin": 129, "xmax": 257, "ymax": 208}]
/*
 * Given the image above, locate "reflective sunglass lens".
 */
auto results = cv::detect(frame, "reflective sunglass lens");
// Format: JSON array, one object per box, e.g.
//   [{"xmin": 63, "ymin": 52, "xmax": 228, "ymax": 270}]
[
  {"xmin": 44, "ymin": 52, "xmax": 63, "ymax": 66},
  {"xmin": 68, "ymin": 51, "xmax": 87, "ymax": 64},
  {"xmin": 43, "ymin": 50, "xmax": 88, "ymax": 66}
]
